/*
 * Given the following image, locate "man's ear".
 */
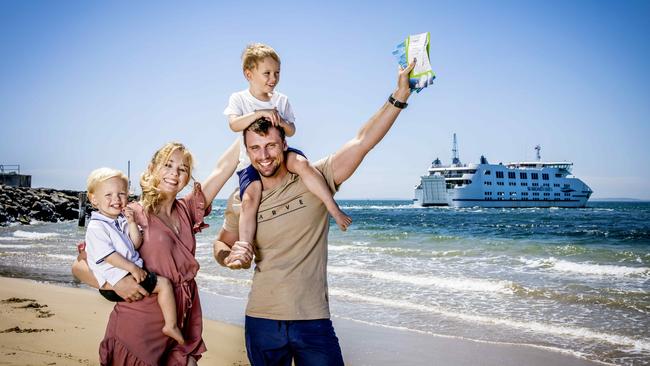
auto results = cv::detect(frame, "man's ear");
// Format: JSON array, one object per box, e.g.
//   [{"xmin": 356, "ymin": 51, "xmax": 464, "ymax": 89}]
[
  {"xmin": 283, "ymin": 140, "xmax": 288, "ymax": 151},
  {"xmin": 244, "ymin": 69, "xmax": 252, "ymax": 81}
]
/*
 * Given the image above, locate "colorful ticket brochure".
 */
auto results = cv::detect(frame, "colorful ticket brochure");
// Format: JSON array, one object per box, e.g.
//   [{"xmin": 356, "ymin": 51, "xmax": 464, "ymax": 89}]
[{"xmin": 392, "ymin": 32, "xmax": 435, "ymax": 92}]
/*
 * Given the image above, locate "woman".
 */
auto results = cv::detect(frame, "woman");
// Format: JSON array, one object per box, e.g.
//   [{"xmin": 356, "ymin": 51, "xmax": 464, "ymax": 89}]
[{"xmin": 72, "ymin": 140, "xmax": 248, "ymax": 365}]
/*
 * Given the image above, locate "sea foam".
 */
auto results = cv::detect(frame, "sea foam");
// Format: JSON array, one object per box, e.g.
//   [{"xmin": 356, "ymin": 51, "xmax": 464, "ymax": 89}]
[
  {"xmin": 12, "ymin": 230, "xmax": 60, "ymax": 240},
  {"xmin": 522, "ymin": 257, "xmax": 649, "ymax": 277},
  {"xmin": 328, "ymin": 266, "xmax": 514, "ymax": 294},
  {"xmin": 330, "ymin": 289, "xmax": 650, "ymax": 351}
]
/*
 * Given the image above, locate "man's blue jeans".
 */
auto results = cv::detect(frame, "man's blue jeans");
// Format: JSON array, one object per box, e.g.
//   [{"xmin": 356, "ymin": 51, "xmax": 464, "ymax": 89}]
[{"xmin": 245, "ymin": 316, "xmax": 345, "ymax": 366}]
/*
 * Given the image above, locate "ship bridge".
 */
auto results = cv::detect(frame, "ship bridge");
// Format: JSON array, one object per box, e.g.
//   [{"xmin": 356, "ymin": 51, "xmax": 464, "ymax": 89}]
[{"xmin": 506, "ymin": 162, "xmax": 573, "ymax": 172}]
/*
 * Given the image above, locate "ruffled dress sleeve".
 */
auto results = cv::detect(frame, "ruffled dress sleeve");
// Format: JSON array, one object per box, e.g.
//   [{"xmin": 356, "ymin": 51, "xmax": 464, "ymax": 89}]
[{"xmin": 180, "ymin": 182, "xmax": 212, "ymax": 234}]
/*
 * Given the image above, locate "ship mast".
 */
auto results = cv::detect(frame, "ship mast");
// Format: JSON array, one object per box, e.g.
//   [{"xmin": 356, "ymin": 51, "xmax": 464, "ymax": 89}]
[
  {"xmin": 452, "ymin": 133, "xmax": 461, "ymax": 166},
  {"xmin": 535, "ymin": 145, "xmax": 541, "ymax": 162}
]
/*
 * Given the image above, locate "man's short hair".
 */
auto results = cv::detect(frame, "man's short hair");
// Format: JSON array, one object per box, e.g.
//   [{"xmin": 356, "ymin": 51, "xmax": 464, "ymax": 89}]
[
  {"xmin": 243, "ymin": 118, "xmax": 286, "ymax": 147},
  {"xmin": 242, "ymin": 43, "xmax": 281, "ymax": 72}
]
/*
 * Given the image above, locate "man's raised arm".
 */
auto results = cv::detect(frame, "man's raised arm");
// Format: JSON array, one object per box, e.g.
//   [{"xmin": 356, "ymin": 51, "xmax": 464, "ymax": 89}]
[{"xmin": 331, "ymin": 61, "xmax": 415, "ymax": 186}]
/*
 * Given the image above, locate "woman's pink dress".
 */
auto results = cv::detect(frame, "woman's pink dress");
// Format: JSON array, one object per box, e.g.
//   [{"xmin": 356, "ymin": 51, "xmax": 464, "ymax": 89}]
[{"xmin": 99, "ymin": 183, "xmax": 210, "ymax": 366}]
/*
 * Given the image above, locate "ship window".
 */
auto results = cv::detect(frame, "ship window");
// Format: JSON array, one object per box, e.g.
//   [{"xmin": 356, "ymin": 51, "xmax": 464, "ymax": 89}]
[
  {"xmin": 533, "ymin": 192, "xmax": 539, "ymax": 196},
  {"xmin": 509, "ymin": 182, "xmax": 516, "ymax": 186},
  {"xmin": 510, "ymin": 192, "xmax": 517, "ymax": 196},
  {"xmin": 520, "ymin": 172, "xmax": 527, "ymax": 179},
  {"xmin": 554, "ymin": 193, "xmax": 560, "ymax": 196},
  {"xmin": 555, "ymin": 174, "xmax": 562, "ymax": 178},
  {"xmin": 563, "ymin": 183, "xmax": 570, "ymax": 188},
  {"xmin": 521, "ymin": 192, "xmax": 528, "ymax": 196},
  {"xmin": 544, "ymin": 193, "xmax": 550, "ymax": 196},
  {"xmin": 497, "ymin": 182, "xmax": 504, "ymax": 186},
  {"xmin": 485, "ymin": 170, "xmax": 491, "ymax": 175},
  {"xmin": 543, "ymin": 183, "xmax": 550, "ymax": 187},
  {"xmin": 508, "ymin": 172, "xmax": 516, "ymax": 179},
  {"xmin": 542, "ymin": 173, "xmax": 549, "ymax": 180},
  {"xmin": 531, "ymin": 173, "xmax": 539, "ymax": 180},
  {"xmin": 496, "ymin": 171, "xmax": 504, "ymax": 178},
  {"xmin": 497, "ymin": 192, "xmax": 504, "ymax": 196},
  {"xmin": 554, "ymin": 183, "xmax": 560, "ymax": 187},
  {"xmin": 532, "ymin": 183, "xmax": 539, "ymax": 187},
  {"xmin": 520, "ymin": 182, "xmax": 528, "ymax": 186}
]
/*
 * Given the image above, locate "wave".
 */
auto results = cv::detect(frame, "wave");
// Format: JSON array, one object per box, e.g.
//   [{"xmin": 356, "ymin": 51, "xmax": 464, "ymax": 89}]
[
  {"xmin": 511, "ymin": 284, "xmax": 650, "ymax": 314},
  {"xmin": 327, "ymin": 244, "xmax": 468, "ymax": 258},
  {"xmin": 328, "ymin": 266, "xmax": 514, "ymax": 294},
  {"xmin": 331, "ymin": 289, "xmax": 650, "ymax": 352},
  {"xmin": 196, "ymin": 272, "xmax": 252, "ymax": 286},
  {"xmin": 46, "ymin": 254, "xmax": 77, "ymax": 261},
  {"xmin": 0, "ymin": 243, "xmax": 36, "ymax": 248},
  {"xmin": 521, "ymin": 257, "xmax": 649, "ymax": 277},
  {"xmin": 10, "ymin": 231, "xmax": 60, "ymax": 240}
]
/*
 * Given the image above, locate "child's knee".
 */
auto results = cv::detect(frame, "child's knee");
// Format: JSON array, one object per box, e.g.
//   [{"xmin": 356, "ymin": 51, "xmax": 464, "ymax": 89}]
[
  {"xmin": 154, "ymin": 275, "xmax": 171, "ymax": 293},
  {"xmin": 288, "ymin": 153, "xmax": 310, "ymax": 172}
]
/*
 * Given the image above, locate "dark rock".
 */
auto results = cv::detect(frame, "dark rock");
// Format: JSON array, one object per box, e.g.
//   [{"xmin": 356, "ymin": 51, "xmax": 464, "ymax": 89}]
[{"xmin": 0, "ymin": 185, "xmax": 84, "ymax": 226}]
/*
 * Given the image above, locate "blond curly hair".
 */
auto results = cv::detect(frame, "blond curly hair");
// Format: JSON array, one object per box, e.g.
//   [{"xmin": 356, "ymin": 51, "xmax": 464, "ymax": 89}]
[
  {"xmin": 140, "ymin": 142, "xmax": 194, "ymax": 213},
  {"xmin": 241, "ymin": 43, "xmax": 281, "ymax": 73},
  {"xmin": 86, "ymin": 167, "xmax": 128, "ymax": 208}
]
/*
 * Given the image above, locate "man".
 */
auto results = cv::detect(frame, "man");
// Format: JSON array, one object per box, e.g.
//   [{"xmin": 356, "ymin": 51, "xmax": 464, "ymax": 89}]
[{"xmin": 214, "ymin": 61, "xmax": 416, "ymax": 366}]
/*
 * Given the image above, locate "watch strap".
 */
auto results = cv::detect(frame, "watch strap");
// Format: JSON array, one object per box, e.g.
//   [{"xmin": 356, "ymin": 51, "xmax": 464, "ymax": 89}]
[{"xmin": 388, "ymin": 94, "xmax": 408, "ymax": 109}]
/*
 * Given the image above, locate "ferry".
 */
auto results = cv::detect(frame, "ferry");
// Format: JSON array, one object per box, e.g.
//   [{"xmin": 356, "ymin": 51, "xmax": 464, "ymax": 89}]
[{"xmin": 413, "ymin": 135, "xmax": 593, "ymax": 208}]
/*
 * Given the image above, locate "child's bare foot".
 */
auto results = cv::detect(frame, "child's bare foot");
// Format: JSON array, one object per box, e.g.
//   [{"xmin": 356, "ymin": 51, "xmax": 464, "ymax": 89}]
[
  {"xmin": 163, "ymin": 324, "xmax": 185, "ymax": 345},
  {"xmin": 333, "ymin": 210, "xmax": 352, "ymax": 231}
]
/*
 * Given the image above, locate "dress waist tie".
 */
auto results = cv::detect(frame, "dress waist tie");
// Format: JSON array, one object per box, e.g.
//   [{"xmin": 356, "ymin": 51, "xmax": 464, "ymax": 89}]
[{"xmin": 174, "ymin": 280, "xmax": 194, "ymax": 327}]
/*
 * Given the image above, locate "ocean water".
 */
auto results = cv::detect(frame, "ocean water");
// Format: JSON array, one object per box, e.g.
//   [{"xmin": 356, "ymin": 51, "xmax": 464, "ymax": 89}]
[{"xmin": 1, "ymin": 200, "xmax": 649, "ymax": 365}]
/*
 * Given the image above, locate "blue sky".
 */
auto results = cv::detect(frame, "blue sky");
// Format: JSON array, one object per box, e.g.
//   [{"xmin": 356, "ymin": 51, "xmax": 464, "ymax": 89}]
[{"xmin": 1, "ymin": 0, "xmax": 649, "ymax": 199}]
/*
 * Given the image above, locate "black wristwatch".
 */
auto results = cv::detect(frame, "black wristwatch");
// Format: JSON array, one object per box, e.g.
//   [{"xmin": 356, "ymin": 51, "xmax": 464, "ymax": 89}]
[{"xmin": 388, "ymin": 94, "xmax": 408, "ymax": 109}]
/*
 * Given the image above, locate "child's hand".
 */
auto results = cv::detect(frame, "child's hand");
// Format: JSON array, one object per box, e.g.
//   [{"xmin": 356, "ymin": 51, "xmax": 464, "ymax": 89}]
[
  {"xmin": 123, "ymin": 206, "xmax": 135, "ymax": 223},
  {"xmin": 130, "ymin": 267, "xmax": 147, "ymax": 283},
  {"xmin": 256, "ymin": 109, "xmax": 281, "ymax": 127}
]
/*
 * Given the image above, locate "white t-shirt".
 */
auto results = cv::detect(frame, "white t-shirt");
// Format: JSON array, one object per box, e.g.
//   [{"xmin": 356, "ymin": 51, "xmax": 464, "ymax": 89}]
[
  {"xmin": 85, "ymin": 211, "xmax": 143, "ymax": 287},
  {"xmin": 223, "ymin": 89, "xmax": 296, "ymax": 171}
]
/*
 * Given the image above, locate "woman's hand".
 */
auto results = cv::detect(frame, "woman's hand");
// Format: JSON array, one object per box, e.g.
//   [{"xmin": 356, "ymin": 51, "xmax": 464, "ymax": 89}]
[
  {"xmin": 130, "ymin": 267, "xmax": 148, "ymax": 283},
  {"xmin": 112, "ymin": 275, "xmax": 149, "ymax": 302}
]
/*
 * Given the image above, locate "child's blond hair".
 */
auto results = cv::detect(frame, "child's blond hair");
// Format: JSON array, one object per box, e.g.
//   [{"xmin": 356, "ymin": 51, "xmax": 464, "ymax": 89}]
[
  {"xmin": 241, "ymin": 43, "xmax": 281, "ymax": 72},
  {"xmin": 140, "ymin": 142, "xmax": 194, "ymax": 214},
  {"xmin": 86, "ymin": 168, "xmax": 128, "ymax": 195}
]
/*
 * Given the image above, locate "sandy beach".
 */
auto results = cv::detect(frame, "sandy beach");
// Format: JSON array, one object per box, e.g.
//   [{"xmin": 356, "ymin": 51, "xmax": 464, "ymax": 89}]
[
  {"xmin": 0, "ymin": 277, "xmax": 248, "ymax": 365},
  {"xmin": 0, "ymin": 276, "xmax": 607, "ymax": 366}
]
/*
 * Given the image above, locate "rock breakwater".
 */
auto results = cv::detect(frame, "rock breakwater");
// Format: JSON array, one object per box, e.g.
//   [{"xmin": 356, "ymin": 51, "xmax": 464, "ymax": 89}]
[{"xmin": 0, "ymin": 185, "xmax": 90, "ymax": 226}]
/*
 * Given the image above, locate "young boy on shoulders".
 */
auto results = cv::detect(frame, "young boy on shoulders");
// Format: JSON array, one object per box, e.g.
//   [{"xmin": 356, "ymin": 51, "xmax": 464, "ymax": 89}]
[{"xmin": 224, "ymin": 43, "xmax": 351, "ymax": 265}]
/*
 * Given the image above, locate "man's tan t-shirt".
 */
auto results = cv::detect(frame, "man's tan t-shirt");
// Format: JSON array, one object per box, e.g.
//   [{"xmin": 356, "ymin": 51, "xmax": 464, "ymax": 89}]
[{"xmin": 223, "ymin": 156, "xmax": 337, "ymax": 320}]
